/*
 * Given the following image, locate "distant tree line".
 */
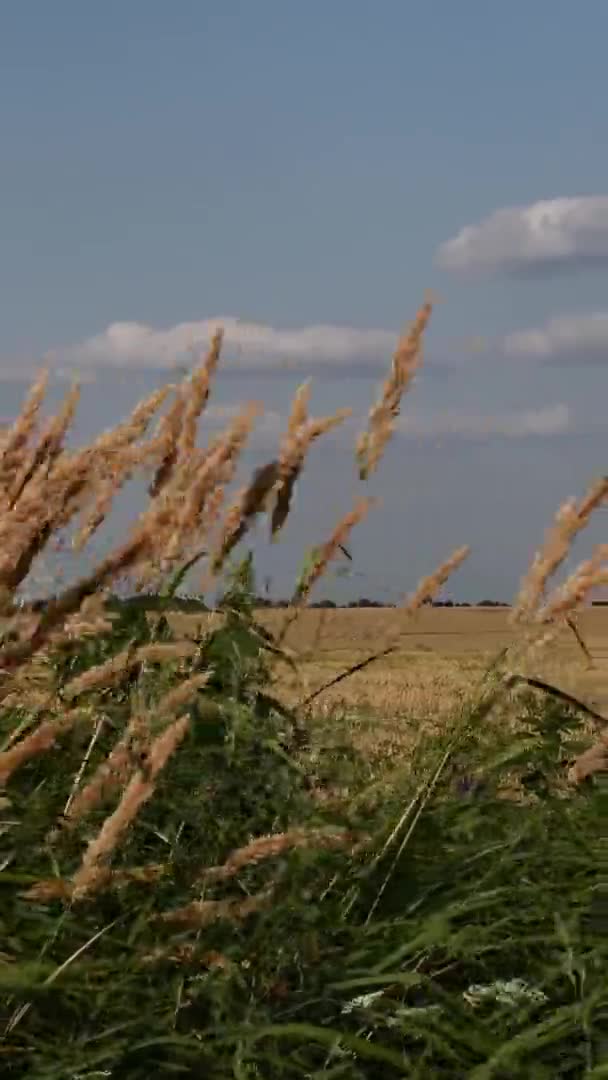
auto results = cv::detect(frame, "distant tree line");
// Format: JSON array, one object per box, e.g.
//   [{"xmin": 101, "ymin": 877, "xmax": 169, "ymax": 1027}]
[
  {"xmin": 251, "ymin": 596, "xmax": 510, "ymax": 609},
  {"xmin": 20, "ymin": 592, "xmax": 608, "ymax": 614}
]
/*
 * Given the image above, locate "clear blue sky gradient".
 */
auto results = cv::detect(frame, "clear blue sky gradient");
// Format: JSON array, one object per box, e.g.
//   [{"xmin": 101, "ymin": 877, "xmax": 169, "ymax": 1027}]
[{"xmin": 1, "ymin": 2, "xmax": 607, "ymax": 601}]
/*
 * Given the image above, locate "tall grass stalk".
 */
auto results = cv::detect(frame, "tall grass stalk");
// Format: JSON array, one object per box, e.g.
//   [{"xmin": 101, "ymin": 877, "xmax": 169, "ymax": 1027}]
[{"xmin": 0, "ymin": 307, "xmax": 606, "ymax": 1077}]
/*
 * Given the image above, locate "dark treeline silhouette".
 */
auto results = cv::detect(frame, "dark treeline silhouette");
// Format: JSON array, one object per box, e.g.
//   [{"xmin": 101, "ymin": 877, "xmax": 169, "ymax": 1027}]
[{"xmin": 20, "ymin": 593, "xmax": 607, "ymax": 614}]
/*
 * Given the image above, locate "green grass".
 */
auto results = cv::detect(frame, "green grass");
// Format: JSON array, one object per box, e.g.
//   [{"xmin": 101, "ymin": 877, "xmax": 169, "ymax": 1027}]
[{"xmin": 0, "ymin": 562, "xmax": 606, "ymax": 1078}]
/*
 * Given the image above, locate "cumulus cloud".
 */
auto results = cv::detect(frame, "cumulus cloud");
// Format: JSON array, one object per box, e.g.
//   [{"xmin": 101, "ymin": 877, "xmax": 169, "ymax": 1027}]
[
  {"xmin": 436, "ymin": 196, "xmax": 608, "ymax": 274},
  {"xmin": 45, "ymin": 316, "xmax": 398, "ymax": 373},
  {"xmin": 396, "ymin": 404, "xmax": 570, "ymax": 439},
  {"xmin": 503, "ymin": 312, "xmax": 608, "ymax": 363}
]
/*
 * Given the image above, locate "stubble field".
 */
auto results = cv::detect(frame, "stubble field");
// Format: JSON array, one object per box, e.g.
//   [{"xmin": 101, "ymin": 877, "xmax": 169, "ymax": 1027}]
[{"xmin": 169, "ymin": 605, "xmax": 608, "ymax": 761}]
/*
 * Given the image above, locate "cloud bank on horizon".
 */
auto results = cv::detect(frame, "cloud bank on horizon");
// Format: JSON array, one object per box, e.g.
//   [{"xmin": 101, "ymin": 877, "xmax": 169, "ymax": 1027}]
[
  {"xmin": 436, "ymin": 195, "xmax": 608, "ymax": 274},
  {"xmin": 28, "ymin": 193, "xmax": 607, "ymax": 379},
  {"xmin": 44, "ymin": 317, "xmax": 398, "ymax": 373},
  {"xmin": 39, "ymin": 308, "xmax": 608, "ymax": 379},
  {"xmin": 503, "ymin": 311, "xmax": 608, "ymax": 363}
]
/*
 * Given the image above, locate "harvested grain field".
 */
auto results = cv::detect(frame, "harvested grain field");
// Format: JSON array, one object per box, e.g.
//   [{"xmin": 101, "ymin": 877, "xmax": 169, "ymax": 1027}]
[{"xmin": 169, "ymin": 604, "xmax": 608, "ymax": 724}]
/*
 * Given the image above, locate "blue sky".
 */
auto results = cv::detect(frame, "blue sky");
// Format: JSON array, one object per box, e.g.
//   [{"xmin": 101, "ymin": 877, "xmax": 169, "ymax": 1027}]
[{"xmin": 1, "ymin": 1, "xmax": 607, "ymax": 602}]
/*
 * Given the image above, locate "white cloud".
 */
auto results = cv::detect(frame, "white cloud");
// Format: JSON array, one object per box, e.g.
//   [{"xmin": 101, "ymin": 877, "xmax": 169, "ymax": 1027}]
[
  {"xmin": 45, "ymin": 316, "xmax": 398, "ymax": 372},
  {"xmin": 503, "ymin": 312, "xmax": 608, "ymax": 363},
  {"xmin": 397, "ymin": 404, "xmax": 571, "ymax": 439},
  {"xmin": 436, "ymin": 196, "xmax": 608, "ymax": 273}
]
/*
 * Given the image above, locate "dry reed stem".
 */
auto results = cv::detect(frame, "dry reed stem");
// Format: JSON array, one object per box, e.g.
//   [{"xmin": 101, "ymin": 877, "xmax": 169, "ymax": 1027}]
[
  {"xmin": 24, "ymin": 860, "xmax": 170, "ymax": 902},
  {"xmin": 210, "ymin": 459, "xmax": 279, "ymax": 572},
  {"xmin": 160, "ymin": 402, "xmax": 260, "ymax": 568},
  {"xmin": 538, "ymin": 547, "xmax": 608, "ymax": 623},
  {"xmin": 0, "ymin": 370, "xmax": 49, "ymax": 496},
  {"xmin": 0, "ymin": 383, "xmax": 169, "ymax": 589},
  {"xmin": 149, "ymin": 391, "xmax": 187, "ymax": 497},
  {"xmin": 294, "ymin": 497, "xmax": 372, "ymax": 604},
  {"xmin": 8, "ymin": 383, "xmax": 81, "ymax": 509},
  {"xmin": 155, "ymin": 671, "xmax": 210, "ymax": 714},
  {"xmin": 71, "ymin": 713, "xmax": 190, "ymax": 900},
  {"xmin": 271, "ymin": 405, "xmax": 351, "ymax": 538},
  {"xmin": 62, "ymin": 645, "xmax": 139, "ymax": 701},
  {"xmin": 59, "ymin": 671, "xmax": 208, "ymax": 832},
  {"xmin": 58, "ymin": 711, "xmax": 149, "ymax": 830},
  {"xmin": 201, "ymin": 827, "xmax": 362, "ymax": 883},
  {"xmin": 158, "ymin": 887, "xmax": 274, "ymax": 929},
  {"xmin": 0, "ymin": 533, "xmax": 149, "ymax": 671},
  {"xmin": 178, "ymin": 329, "xmax": 223, "ymax": 459},
  {"xmin": 62, "ymin": 640, "xmax": 198, "ymax": 701},
  {"xmin": 508, "ymin": 548, "xmax": 608, "ymax": 674},
  {"xmin": 0, "ymin": 707, "xmax": 90, "ymax": 786},
  {"xmin": 357, "ymin": 299, "xmax": 432, "ymax": 479},
  {"xmin": 73, "ymin": 387, "xmax": 173, "ymax": 548},
  {"xmin": 404, "ymin": 545, "xmax": 471, "ymax": 613},
  {"xmin": 511, "ymin": 475, "xmax": 608, "ymax": 622},
  {"xmin": 288, "ymin": 381, "xmax": 311, "ymax": 435}
]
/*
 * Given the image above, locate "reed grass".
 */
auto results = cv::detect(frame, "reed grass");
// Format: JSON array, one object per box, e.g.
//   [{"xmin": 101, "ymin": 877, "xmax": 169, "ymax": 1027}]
[{"xmin": 0, "ymin": 304, "xmax": 606, "ymax": 1077}]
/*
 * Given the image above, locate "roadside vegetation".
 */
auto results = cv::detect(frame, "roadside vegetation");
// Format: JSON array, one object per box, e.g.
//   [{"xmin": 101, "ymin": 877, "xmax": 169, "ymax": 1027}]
[{"xmin": 0, "ymin": 304, "xmax": 606, "ymax": 1077}]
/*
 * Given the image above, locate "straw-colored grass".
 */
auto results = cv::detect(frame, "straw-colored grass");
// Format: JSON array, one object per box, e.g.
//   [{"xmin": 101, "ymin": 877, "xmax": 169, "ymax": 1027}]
[{"xmin": 0, "ymin": 300, "xmax": 607, "ymax": 1076}]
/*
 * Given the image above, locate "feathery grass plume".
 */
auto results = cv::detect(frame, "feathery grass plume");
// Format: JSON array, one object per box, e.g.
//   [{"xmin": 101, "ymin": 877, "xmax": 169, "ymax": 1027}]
[
  {"xmin": 155, "ymin": 671, "xmax": 210, "ymax": 715},
  {"xmin": 71, "ymin": 714, "xmax": 190, "ymax": 900},
  {"xmin": 158, "ymin": 888, "xmax": 273, "ymax": 929},
  {"xmin": 58, "ymin": 711, "xmax": 149, "ymax": 832},
  {"xmin": 271, "ymin": 402, "xmax": 351, "ymax": 538},
  {"xmin": 66, "ymin": 382, "xmax": 170, "ymax": 515},
  {"xmin": 137, "ymin": 641, "xmax": 199, "ymax": 664},
  {"xmin": 403, "ymin": 545, "xmax": 471, "ymax": 613},
  {"xmin": 0, "ymin": 452, "xmax": 91, "ymax": 575},
  {"xmin": 0, "ymin": 369, "xmax": 49, "ymax": 500},
  {"xmin": 511, "ymin": 474, "xmax": 608, "ymax": 623},
  {"xmin": 148, "ymin": 389, "xmax": 187, "ymax": 497},
  {"xmin": 24, "ymin": 861, "xmax": 171, "ymax": 902},
  {"xmin": 201, "ymin": 828, "xmax": 361, "ymax": 883},
  {"xmin": 0, "ymin": 386, "xmax": 168, "ymax": 589},
  {"xmin": 178, "ymin": 328, "xmax": 224, "ymax": 459},
  {"xmin": 0, "ymin": 532, "xmax": 150, "ymax": 671},
  {"xmin": 537, "ymin": 546, "xmax": 608, "ymax": 625},
  {"xmin": 61, "ymin": 644, "xmax": 140, "ymax": 701},
  {"xmin": 210, "ymin": 459, "xmax": 280, "ymax": 572},
  {"xmin": 287, "ymin": 380, "xmax": 311, "ymax": 434},
  {"xmin": 293, "ymin": 497, "xmax": 372, "ymax": 604},
  {"xmin": 72, "ymin": 442, "xmax": 152, "ymax": 552},
  {"xmin": 159, "ymin": 403, "xmax": 260, "ymax": 569},
  {"xmin": 357, "ymin": 298, "xmax": 433, "ymax": 480},
  {"xmin": 0, "ymin": 389, "xmax": 87, "ymax": 589},
  {"xmin": 72, "ymin": 387, "xmax": 171, "ymax": 549},
  {"xmin": 7, "ymin": 382, "xmax": 81, "ymax": 509},
  {"xmin": 0, "ymin": 707, "xmax": 90, "ymax": 786},
  {"xmin": 59, "ymin": 671, "xmax": 208, "ymax": 833},
  {"xmin": 117, "ymin": 384, "xmax": 172, "ymax": 443}
]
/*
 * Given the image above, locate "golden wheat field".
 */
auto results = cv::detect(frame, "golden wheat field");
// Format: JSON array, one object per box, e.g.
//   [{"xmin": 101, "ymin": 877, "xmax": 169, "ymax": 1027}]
[
  {"xmin": 170, "ymin": 604, "xmax": 608, "ymax": 727},
  {"xmin": 1, "ymin": 304, "xmax": 606, "ymax": 796}
]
